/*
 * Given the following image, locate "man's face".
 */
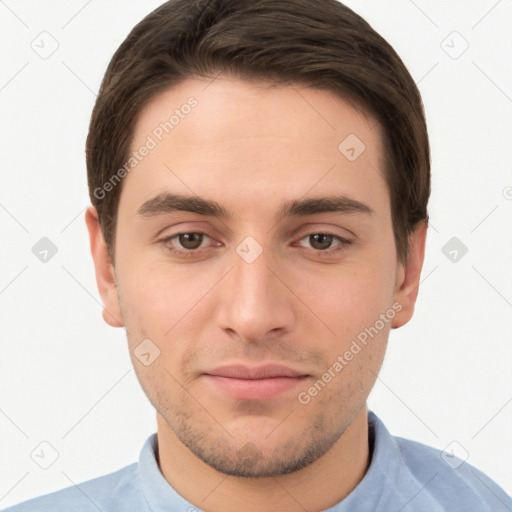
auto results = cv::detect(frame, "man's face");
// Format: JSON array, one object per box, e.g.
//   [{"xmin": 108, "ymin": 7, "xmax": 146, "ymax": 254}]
[{"xmin": 89, "ymin": 76, "xmax": 421, "ymax": 477}]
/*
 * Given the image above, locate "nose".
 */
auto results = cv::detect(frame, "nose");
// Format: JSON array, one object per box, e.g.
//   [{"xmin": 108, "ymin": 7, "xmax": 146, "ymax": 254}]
[{"xmin": 215, "ymin": 239, "xmax": 296, "ymax": 344}]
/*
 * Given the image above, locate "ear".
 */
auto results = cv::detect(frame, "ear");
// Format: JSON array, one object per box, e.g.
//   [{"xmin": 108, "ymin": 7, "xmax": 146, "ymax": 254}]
[
  {"xmin": 391, "ymin": 220, "xmax": 428, "ymax": 329},
  {"xmin": 85, "ymin": 205, "xmax": 124, "ymax": 328}
]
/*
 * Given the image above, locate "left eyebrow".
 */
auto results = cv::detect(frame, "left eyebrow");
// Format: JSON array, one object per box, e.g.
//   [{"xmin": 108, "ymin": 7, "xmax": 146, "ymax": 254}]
[
  {"xmin": 136, "ymin": 192, "xmax": 373, "ymax": 222},
  {"xmin": 275, "ymin": 195, "xmax": 373, "ymax": 223}
]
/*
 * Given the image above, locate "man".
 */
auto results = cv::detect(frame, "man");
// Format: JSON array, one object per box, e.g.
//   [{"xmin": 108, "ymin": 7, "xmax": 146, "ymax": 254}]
[{"xmin": 5, "ymin": 0, "xmax": 510, "ymax": 510}]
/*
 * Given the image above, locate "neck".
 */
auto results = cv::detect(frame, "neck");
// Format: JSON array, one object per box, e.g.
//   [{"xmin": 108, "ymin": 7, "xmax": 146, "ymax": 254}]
[{"xmin": 156, "ymin": 407, "xmax": 370, "ymax": 512}]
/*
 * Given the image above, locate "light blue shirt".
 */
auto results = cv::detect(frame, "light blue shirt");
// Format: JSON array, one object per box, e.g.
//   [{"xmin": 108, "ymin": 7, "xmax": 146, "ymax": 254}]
[{"xmin": 4, "ymin": 411, "xmax": 511, "ymax": 511}]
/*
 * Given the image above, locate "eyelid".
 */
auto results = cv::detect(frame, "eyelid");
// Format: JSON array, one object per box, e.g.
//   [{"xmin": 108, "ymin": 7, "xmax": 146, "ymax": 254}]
[
  {"xmin": 161, "ymin": 231, "xmax": 214, "ymax": 248},
  {"xmin": 152, "ymin": 221, "xmax": 218, "ymax": 241},
  {"xmin": 297, "ymin": 232, "xmax": 351, "ymax": 246},
  {"xmin": 292, "ymin": 222, "xmax": 355, "ymax": 239}
]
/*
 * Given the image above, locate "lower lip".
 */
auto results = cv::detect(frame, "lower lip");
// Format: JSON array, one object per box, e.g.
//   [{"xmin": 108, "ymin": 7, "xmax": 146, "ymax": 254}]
[{"xmin": 204, "ymin": 375, "xmax": 308, "ymax": 401}]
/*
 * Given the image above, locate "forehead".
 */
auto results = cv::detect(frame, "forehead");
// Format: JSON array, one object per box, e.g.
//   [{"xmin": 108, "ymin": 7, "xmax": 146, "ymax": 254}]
[{"xmin": 120, "ymin": 76, "xmax": 388, "ymax": 219}]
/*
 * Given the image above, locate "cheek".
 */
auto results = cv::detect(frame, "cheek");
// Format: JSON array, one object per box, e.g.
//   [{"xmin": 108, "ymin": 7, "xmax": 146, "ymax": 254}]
[
  {"xmin": 118, "ymin": 258, "xmax": 212, "ymax": 334},
  {"xmin": 295, "ymin": 257, "xmax": 397, "ymax": 341},
  {"xmin": 117, "ymin": 264, "xmax": 207, "ymax": 396}
]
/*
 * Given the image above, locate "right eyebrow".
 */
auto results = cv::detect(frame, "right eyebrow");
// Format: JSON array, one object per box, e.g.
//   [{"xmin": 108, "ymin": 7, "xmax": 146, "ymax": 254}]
[{"xmin": 137, "ymin": 193, "xmax": 229, "ymax": 218}]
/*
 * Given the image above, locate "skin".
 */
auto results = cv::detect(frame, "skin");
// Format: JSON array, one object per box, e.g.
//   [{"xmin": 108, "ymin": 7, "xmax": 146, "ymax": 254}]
[{"xmin": 86, "ymin": 76, "xmax": 427, "ymax": 512}]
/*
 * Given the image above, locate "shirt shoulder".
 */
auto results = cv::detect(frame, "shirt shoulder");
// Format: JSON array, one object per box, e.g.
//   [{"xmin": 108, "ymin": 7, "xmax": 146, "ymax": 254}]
[
  {"xmin": 3, "ymin": 462, "xmax": 147, "ymax": 512},
  {"xmin": 333, "ymin": 413, "xmax": 512, "ymax": 512},
  {"xmin": 393, "ymin": 434, "xmax": 512, "ymax": 511}
]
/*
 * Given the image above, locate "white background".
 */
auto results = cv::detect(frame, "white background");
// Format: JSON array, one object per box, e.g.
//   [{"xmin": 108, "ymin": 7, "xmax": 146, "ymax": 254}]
[{"xmin": 1, "ymin": 0, "xmax": 511, "ymax": 508}]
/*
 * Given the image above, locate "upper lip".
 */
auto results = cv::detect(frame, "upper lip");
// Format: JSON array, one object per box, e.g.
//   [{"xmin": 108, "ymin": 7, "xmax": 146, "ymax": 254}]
[{"xmin": 205, "ymin": 364, "xmax": 307, "ymax": 379}]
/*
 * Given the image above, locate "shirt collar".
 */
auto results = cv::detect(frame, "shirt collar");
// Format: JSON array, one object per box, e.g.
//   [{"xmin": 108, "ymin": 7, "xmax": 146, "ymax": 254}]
[
  {"xmin": 324, "ymin": 411, "xmax": 400, "ymax": 510},
  {"xmin": 136, "ymin": 411, "xmax": 398, "ymax": 512},
  {"xmin": 137, "ymin": 433, "xmax": 202, "ymax": 511}
]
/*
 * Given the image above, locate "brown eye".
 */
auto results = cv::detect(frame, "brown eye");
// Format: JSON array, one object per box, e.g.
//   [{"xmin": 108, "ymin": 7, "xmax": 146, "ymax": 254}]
[
  {"xmin": 177, "ymin": 233, "xmax": 204, "ymax": 250},
  {"xmin": 296, "ymin": 232, "xmax": 352, "ymax": 255},
  {"xmin": 160, "ymin": 232, "xmax": 212, "ymax": 256},
  {"xmin": 308, "ymin": 234, "xmax": 335, "ymax": 250}
]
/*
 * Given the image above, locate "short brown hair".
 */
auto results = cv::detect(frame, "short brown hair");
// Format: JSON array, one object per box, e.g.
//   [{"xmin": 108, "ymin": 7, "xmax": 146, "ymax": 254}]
[{"xmin": 86, "ymin": 0, "xmax": 430, "ymax": 264}]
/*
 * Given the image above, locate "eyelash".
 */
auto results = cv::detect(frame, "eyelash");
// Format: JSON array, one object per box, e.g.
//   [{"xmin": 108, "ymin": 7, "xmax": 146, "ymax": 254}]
[{"xmin": 159, "ymin": 231, "xmax": 353, "ymax": 258}]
